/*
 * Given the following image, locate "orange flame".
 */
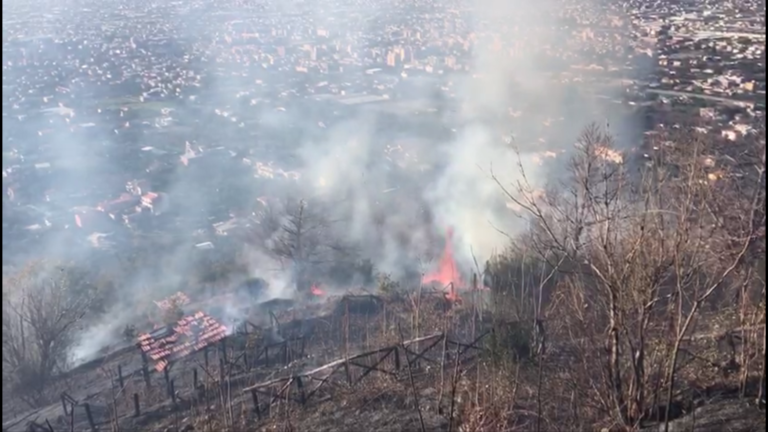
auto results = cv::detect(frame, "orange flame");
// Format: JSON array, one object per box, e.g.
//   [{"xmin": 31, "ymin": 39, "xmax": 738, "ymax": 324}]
[
  {"xmin": 422, "ymin": 227, "xmax": 464, "ymax": 302},
  {"xmin": 310, "ymin": 284, "xmax": 326, "ymax": 296}
]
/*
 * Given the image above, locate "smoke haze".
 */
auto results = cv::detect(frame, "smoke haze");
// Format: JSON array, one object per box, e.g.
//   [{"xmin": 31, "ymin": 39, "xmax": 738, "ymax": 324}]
[{"xmin": 2, "ymin": 0, "xmax": 641, "ymax": 362}]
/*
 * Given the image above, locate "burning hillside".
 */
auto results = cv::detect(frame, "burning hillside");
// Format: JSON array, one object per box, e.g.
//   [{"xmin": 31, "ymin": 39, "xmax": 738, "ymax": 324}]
[{"xmin": 421, "ymin": 227, "xmax": 488, "ymax": 303}]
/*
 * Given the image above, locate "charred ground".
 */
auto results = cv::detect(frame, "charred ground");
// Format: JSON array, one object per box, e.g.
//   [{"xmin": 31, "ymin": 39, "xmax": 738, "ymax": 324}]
[{"xmin": 2, "ymin": 274, "xmax": 765, "ymax": 432}]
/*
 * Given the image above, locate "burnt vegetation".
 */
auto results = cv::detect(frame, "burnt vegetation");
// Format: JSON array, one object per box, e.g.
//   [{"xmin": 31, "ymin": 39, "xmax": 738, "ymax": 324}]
[{"xmin": 2, "ymin": 124, "xmax": 765, "ymax": 432}]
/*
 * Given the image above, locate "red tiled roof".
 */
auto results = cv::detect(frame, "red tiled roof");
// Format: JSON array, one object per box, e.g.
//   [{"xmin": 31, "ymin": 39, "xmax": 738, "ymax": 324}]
[{"xmin": 137, "ymin": 311, "xmax": 228, "ymax": 372}]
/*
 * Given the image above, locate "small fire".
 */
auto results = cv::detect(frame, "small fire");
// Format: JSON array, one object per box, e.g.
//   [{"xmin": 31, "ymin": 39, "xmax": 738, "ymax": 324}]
[
  {"xmin": 422, "ymin": 227, "xmax": 464, "ymax": 303},
  {"xmin": 310, "ymin": 284, "xmax": 326, "ymax": 296}
]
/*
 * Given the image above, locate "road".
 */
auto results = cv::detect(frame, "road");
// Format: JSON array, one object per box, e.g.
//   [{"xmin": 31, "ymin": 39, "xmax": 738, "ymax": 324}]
[{"xmin": 645, "ymin": 88, "xmax": 758, "ymax": 107}]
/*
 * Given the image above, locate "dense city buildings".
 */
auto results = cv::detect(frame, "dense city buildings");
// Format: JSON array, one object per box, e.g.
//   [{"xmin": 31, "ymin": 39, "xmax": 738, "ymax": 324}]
[{"xmin": 2, "ymin": 0, "xmax": 764, "ymax": 258}]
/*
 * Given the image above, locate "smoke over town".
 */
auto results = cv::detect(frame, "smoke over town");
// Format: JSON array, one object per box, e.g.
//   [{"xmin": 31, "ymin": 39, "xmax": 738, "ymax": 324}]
[
  {"xmin": 4, "ymin": 0, "xmax": 766, "ymax": 429},
  {"xmin": 3, "ymin": 0, "xmax": 640, "ymax": 364}
]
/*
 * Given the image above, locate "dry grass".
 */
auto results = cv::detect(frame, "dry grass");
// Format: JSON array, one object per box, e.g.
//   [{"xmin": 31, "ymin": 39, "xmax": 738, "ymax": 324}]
[{"xmin": 2, "ymin": 289, "xmax": 762, "ymax": 432}]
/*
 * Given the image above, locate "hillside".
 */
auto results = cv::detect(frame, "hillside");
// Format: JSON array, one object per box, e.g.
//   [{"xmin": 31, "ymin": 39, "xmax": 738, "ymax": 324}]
[{"xmin": 3, "ymin": 288, "xmax": 764, "ymax": 432}]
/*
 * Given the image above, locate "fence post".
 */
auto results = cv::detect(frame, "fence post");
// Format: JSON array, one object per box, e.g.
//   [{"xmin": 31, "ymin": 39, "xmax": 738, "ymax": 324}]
[
  {"xmin": 83, "ymin": 403, "xmax": 97, "ymax": 432},
  {"xmin": 133, "ymin": 393, "xmax": 141, "ymax": 417},
  {"xmin": 296, "ymin": 376, "xmax": 307, "ymax": 405},
  {"xmin": 250, "ymin": 389, "xmax": 262, "ymax": 420},
  {"xmin": 60, "ymin": 395, "xmax": 69, "ymax": 416},
  {"xmin": 117, "ymin": 364, "xmax": 124, "ymax": 389},
  {"xmin": 220, "ymin": 338, "xmax": 228, "ymax": 364},
  {"xmin": 140, "ymin": 351, "xmax": 151, "ymax": 387}
]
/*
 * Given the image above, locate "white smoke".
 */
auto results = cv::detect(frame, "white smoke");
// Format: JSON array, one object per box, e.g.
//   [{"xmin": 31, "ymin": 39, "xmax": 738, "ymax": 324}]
[{"xmin": 287, "ymin": 0, "xmax": 635, "ymax": 274}]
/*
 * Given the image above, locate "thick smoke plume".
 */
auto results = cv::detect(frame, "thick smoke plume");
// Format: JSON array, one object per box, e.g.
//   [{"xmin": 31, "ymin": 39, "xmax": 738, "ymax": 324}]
[
  {"xmin": 288, "ymin": 0, "xmax": 636, "ymax": 276},
  {"xmin": 3, "ymin": 0, "xmax": 638, "ymax": 363}
]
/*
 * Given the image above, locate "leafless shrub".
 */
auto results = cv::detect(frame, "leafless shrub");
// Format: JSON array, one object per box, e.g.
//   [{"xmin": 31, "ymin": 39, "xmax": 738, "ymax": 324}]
[
  {"xmin": 2, "ymin": 260, "xmax": 98, "ymax": 407},
  {"xmin": 488, "ymin": 123, "xmax": 765, "ymax": 429},
  {"xmin": 162, "ymin": 298, "xmax": 186, "ymax": 325},
  {"xmin": 122, "ymin": 324, "xmax": 137, "ymax": 342},
  {"xmin": 254, "ymin": 197, "xmax": 355, "ymax": 294},
  {"xmin": 376, "ymin": 273, "xmax": 401, "ymax": 295}
]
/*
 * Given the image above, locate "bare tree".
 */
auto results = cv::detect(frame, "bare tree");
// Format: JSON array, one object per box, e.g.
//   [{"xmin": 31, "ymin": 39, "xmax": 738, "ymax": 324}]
[
  {"xmin": 2, "ymin": 260, "xmax": 97, "ymax": 407},
  {"xmin": 656, "ymin": 127, "xmax": 765, "ymax": 431},
  {"xmin": 254, "ymin": 198, "xmax": 350, "ymax": 294},
  {"xmin": 491, "ymin": 124, "xmax": 765, "ymax": 428}
]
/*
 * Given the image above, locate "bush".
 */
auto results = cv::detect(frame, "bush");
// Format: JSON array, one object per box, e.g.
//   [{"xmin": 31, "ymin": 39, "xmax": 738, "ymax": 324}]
[
  {"xmin": 485, "ymin": 319, "xmax": 537, "ymax": 364},
  {"xmin": 161, "ymin": 298, "xmax": 186, "ymax": 325},
  {"xmin": 2, "ymin": 260, "xmax": 97, "ymax": 406}
]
